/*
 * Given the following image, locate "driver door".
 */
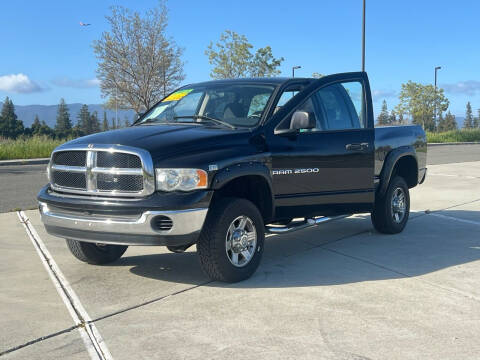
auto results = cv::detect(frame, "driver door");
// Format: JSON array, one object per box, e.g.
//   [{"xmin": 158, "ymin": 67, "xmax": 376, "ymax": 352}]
[{"xmin": 270, "ymin": 73, "xmax": 375, "ymax": 218}]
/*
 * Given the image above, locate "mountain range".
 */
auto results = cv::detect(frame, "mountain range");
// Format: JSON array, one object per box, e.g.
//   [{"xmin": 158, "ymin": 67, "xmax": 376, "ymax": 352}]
[{"xmin": 8, "ymin": 103, "xmax": 137, "ymax": 128}]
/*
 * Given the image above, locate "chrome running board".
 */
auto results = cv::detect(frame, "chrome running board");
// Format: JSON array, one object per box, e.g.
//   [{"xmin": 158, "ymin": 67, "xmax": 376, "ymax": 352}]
[{"xmin": 265, "ymin": 215, "xmax": 350, "ymax": 234}]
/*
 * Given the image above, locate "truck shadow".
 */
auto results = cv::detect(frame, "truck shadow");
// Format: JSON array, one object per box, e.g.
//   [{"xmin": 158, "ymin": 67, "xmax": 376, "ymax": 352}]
[{"xmin": 116, "ymin": 210, "xmax": 480, "ymax": 288}]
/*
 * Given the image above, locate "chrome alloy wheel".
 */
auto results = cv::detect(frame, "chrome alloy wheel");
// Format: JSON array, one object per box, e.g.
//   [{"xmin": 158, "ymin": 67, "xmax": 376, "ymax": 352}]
[
  {"xmin": 391, "ymin": 187, "xmax": 406, "ymax": 223},
  {"xmin": 225, "ymin": 215, "xmax": 257, "ymax": 267}
]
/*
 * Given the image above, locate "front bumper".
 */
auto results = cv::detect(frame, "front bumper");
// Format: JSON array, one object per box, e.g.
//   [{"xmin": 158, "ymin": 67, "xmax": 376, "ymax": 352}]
[{"xmin": 38, "ymin": 186, "xmax": 212, "ymax": 246}]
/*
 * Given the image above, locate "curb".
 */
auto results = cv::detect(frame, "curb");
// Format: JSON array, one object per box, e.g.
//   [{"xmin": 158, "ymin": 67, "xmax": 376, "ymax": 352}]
[
  {"xmin": 427, "ymin": 142, "xmax": 480, "ymax": 146},
  {"xmin": 0, "ymin": 158, "xmax": 50, "ymax": 166}
]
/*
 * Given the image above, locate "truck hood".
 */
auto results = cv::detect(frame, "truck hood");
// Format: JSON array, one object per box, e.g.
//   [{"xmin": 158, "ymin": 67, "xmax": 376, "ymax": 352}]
[{"xmin": 66, "ymin": 124, "xmax": 252, "ymax": 161}]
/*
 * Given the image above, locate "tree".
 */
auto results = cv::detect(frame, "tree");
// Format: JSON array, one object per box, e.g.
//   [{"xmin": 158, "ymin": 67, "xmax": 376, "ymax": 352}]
[
  {"xmin": 312, "ymin": 73, "xmax": 323, "ymax": 79},
  {"xmin": 205, "ymin": 30, "xmax": 283, "ymax": 79},
  {"xmin": 464, "ymin": 102, "xmax": 474, "ymax": 129},
  {"xmin": 93, "ymin": 2, "xmax": 185, "ymax": 113},
  {"xmin": 77, "ymin": 104, "xmax": 91, "ymax": 135},
  {"xmin": 389, "ymin": 110, "xmax": 397, "ymax": 124},
  {"xmin": 55, "ymin": 98, "xmax": 72, "ymax": 138},
  {"xmin": 0, "ymin": 97, "xmax": 24, "ymax": 139},
  {"xmin": 90, "ymin": 111, "xmax": 101, "ymax": 134},
  {"xmin": 397, "ymin": 112, "xmax": 405, "ymax": 125},
  {"xmin": 102, "ymin": 111, "xmax": 109, "ymax": 131},
  {"xmin": 376, "ymin": 100, "xmax": 390, "ymax": 126},
  {"xmin": 111, "ymin": 117, "xmax": 116, "ymax": 130},
  {"xmin": 475, "ymin": 109, "xmax": 480, "ymax": 129},
  {"xmin": 395, "ymin": 81, "xmax": 449, "ymax": 132},
  {"xmin": 124, "ymin": 116, "xmax": 130, "ymax": 127},
  {"xmin": 438, "ymin": 111, "xmax": 457, "ymax": 132},
  {"xmin": 31, "ymin": 114, "xmax": 42, "ymax": 135},
  {"xmin": 249, "ymin": 46, "xmax": 284, "ymax": 77}
]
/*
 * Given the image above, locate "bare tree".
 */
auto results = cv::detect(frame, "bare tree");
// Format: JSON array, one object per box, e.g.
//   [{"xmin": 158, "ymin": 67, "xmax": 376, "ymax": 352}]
[{"xmin": 93, "ymin": 2, "xmax": 185, "ymax": 113}]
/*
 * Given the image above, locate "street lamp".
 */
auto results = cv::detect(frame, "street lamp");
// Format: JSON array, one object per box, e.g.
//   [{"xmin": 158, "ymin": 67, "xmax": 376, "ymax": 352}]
[
  {"xmin": 434, "ymin": 66, "xmax": 442, "ymax": 126},
  {"xmin": 362, "ymin": 0, "xmax": 366, "ymax": 71},
  {"xmin": 292, "ymin": 66, "xmax": 301, "ymax": 78}
]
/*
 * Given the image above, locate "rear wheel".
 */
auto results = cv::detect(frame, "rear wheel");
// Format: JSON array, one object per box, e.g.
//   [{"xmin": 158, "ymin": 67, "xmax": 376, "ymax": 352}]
[
  {"xmin": 197, "ymin": 197, "xmax": 264, "ymax": 283},
  {"xmin": 66, "ymin": 239, "xmax": 128, "ymax": 265},
  {"xmin": 371, "ymin": 176, "xmax": 410, "ymax": 234}
]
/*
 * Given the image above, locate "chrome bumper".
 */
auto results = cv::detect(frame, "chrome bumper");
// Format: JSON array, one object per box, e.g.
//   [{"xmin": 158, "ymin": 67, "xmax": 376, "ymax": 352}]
[{"xmin": 39, "ymin": 202, "xmax": 208, "ymax": 246}]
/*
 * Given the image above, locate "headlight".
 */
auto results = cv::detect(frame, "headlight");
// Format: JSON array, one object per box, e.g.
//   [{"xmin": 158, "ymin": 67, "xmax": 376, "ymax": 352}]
[{"xmin": 155, "ymin": 168, "xmax": 208, "ymax": 191}]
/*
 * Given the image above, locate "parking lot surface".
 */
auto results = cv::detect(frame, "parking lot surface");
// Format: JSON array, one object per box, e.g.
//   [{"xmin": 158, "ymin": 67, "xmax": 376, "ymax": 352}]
[{"xmin": 1, "ymin": 160, "xmax": 480, "ymax": 359}]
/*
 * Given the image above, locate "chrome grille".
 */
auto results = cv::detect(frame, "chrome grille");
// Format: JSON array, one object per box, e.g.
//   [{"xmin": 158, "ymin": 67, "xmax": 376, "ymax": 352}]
[
  {"xmin": 97, "ymin": 173, "xmax": 144, "ymax": 191},
  {"xmin": 97, "ymin": 152, "xmax": 141, "ymax": 168},
  {"xmin": 53, "ymin": 151, "xmax": 86, "ymax": 166},
  {"xmin": 48, "ymin": 144, "xmax": 154, "ymax": 197},
  {"xmin": 51, "ymin": 171, "xmax": 86, "ymax": 189}
]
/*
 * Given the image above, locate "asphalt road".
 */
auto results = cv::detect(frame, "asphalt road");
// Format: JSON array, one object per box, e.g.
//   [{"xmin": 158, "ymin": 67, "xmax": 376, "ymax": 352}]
[
  {"xmin": 2, "ymin": 160, "xmax": 480, "ymax": 359},
  {"xmin": 0, "ymin": 144, "xmax": 479, "ymax": 213}
]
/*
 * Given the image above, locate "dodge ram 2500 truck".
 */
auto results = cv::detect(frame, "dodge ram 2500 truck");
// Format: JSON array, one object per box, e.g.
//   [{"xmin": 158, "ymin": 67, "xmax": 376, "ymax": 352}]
[{"xmin": 38, "ymin": 72, "xmax": 427, "ymax": 282}]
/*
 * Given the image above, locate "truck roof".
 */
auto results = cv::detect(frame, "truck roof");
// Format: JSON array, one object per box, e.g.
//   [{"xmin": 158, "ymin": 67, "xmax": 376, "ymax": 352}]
[{"xmin": 185, "ymin": 77, "xmax": 312, "ymax": 87}]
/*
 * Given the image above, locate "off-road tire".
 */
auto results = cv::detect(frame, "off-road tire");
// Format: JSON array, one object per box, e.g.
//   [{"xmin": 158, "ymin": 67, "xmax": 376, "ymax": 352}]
[
  {"xmin": 197, "ymin": 197, "xmax": 264, "ymax": 282},
  {"xmin": 66, "ymin": 239, "xmax": 128, "ymax": 265},
  {"xmin": 371, "ymin": 176, "xmax": 410, "ymax": 234}
]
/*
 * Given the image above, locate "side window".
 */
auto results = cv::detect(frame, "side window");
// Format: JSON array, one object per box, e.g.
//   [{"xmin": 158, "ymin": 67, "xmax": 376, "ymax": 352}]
[
  {"xmin": 315, "ymin": 81, "xmax": 365, "ymax": 130},
  {"xmin": 248, "ymin": 93, "xmax": 270, "ymax": 117}
]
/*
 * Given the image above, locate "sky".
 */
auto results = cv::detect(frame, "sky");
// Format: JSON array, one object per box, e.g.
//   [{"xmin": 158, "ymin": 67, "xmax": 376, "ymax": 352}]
[{"xmin": 0, "ymin": 0, "xmax": 479, "ymax": 117}]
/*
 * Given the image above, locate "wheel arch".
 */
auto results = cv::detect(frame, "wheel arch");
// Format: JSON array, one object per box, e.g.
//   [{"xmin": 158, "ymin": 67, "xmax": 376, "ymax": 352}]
[
  {"xmin": 211, "ymin": 163, "xmax": 274, "ymax": 223},
  {"xmin": 379, "ymin": 147, "xmax": 418, "ymax": 196}
]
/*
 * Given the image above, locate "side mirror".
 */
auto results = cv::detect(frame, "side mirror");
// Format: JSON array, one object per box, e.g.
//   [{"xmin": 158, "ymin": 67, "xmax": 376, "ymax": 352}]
[{"xmin": 290, "ymin": 111, "xmax": 315, "ymax": 131}]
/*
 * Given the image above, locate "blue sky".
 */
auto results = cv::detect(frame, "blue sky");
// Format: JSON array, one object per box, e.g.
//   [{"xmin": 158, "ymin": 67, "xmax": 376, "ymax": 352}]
[{"xmin": 1, "ymin": 0, "xmax": 479, "ymax": 117}]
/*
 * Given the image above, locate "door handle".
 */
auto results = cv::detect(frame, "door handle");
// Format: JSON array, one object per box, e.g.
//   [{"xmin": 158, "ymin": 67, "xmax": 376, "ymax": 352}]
[{"xmin": 346, "ymin": 143, "xmax": 369, "ymax": 151}]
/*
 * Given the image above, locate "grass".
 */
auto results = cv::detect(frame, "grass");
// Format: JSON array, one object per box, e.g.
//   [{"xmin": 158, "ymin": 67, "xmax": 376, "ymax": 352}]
[
  {"xmin": 427, "ymin": 129, "xmax": 480, "ymax": 143},
  {"xmin": 0, "ymin": 136, "xmax": 67, "ymax": 161}
]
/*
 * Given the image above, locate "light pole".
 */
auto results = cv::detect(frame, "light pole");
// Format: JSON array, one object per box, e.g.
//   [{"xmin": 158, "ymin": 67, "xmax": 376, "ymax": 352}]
[
  {"xmin": 292, "ymin": 66, "xmax": 301, "ymax": 78},
  {"xmin": 434, "ymin": 66, "xmax": 441, "ymax": 126},
  {"xmin": 362, "ymin": 0, "xmax": 366, "ymax": 71}
]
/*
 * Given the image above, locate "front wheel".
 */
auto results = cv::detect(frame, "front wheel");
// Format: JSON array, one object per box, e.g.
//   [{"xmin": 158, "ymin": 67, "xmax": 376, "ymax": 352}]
[
  {"xmin": 197, "ymin": 198, "xmax": 264, "ymax": 282},
  {"xmin": 371, "ymin": 176, "xmax": 410, "ymax": 234},
  {"xmin": 66, "ymin": 239, "xmax": 128, "ymax": 265}
]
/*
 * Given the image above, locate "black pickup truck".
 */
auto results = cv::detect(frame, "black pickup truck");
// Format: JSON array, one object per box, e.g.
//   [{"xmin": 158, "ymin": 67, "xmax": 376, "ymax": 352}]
[{"xmin": 38, "ymin": 72, "xmax": 427, "ymax": 282}]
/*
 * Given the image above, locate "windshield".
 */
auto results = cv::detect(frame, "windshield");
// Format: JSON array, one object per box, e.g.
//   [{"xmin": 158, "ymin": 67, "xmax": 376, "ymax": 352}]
[{"xmin": 137, "ymin": 83, "xmax": 276, "ymax": 128}]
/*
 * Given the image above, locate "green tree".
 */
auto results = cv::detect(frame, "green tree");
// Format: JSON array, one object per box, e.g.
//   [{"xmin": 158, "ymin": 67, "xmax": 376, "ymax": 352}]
[
  {"xmin": 111, "ymin": 117, "xmax": 116, "ymax": 130},
  {"xmin": 389, "ymin": 110, "xmax": 397, "ymax": 124},
  {"xmin": 102, "ymin": 111, "xmax": 109, "ymax": 131},
  {"xmin": 249, "ymin": 46, "xmax": 284, "ymax": 77},
  {"xmin": 0, "ymin": 97, "xmax": 24, "ymax": 139},
  {"xmin": 443, "ymin": 111, "xmax": 457, "ymax": 131},
  {"xmin": 395, "ymin": 81, "xmax": 449, "ymax": 132},
  {"xmin": 39, "ymin": 121, "xmax": 54, "ymax": 137},
  {"xmin": 94, "ymin": 2, "xmax": 185, "ymax": 113},
  {"xmin": 31, "ymin": 114, "xmax": 42, "ymax": 136},
  {"xmin": 55, "ymin": 98, "xmax": 72, "ymax": 138},
  {"xmin": 90, "ymin": 111, "xmax": 101, "ymax": 134},
  {"xmin": 205, "ymin": 30, "xmax": 283, "ymax": 79},
  {"xmin": 464, "ymin": 102, "xmax": 474, "ymax": 129},
  {"xmin": 77, "ymin": 104, "xmax": 91, "ymax": 135},
  {"xmin": 474, "ymin": 109, "xmax": 480, "ymax": 128},
  {"xmin": 376, "ymin": 100, "xmax": 390, "ymax": 126}
]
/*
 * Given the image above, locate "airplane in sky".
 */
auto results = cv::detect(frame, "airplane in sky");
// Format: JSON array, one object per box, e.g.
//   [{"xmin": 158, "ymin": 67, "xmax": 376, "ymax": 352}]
[{"xmin": 79, "ymin": 22, "xmax": 91, "ymax": 26}]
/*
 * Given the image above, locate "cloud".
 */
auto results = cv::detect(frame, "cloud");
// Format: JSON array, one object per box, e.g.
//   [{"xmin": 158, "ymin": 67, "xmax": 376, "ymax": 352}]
[
  {"xmin": 372, "ymin": 89, "xmax": 396, "ymax": 102},
  {"xmin": 441, "ymin": 80, "xmax": 480, "ymax": 96},
  {"xmin": 52, "ymin": 77, "xmax": 100, "ymax": 89},
  {"xmin": 0, "ymin": 73, "xmax": 44, "ymax": 93}
]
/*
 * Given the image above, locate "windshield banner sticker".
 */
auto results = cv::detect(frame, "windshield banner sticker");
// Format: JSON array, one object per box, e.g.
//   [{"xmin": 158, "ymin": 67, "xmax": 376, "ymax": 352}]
[{"xmin": 162, "ymin": 89, "xmax": 194, "ymax": 102}]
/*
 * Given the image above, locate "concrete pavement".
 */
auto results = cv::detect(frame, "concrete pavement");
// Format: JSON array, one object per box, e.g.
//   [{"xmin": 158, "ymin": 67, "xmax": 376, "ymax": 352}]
[{"xmin": 1, "ymin": 160, "xmax": 479, "ymax": 359}]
